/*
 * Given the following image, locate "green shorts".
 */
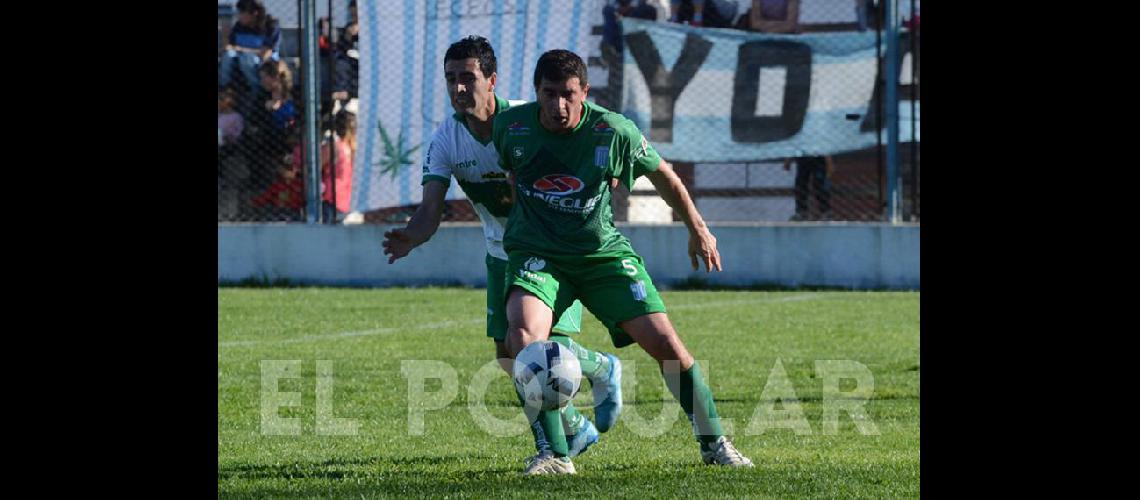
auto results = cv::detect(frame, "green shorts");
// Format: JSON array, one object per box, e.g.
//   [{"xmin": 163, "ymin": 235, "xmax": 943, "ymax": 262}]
[
  {"xmin": 487, "ymin": 254, "xmax": 582, "ymax": 341},
  {"xmin": 505, "ymin": 251, "xmax": 666, "ymax": 348}
]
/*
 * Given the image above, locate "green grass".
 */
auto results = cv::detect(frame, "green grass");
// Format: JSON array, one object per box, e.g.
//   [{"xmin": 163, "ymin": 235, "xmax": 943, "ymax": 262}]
[{"xmin": 218, "ymin": 288, "xmax": 919, "ymax": 498}]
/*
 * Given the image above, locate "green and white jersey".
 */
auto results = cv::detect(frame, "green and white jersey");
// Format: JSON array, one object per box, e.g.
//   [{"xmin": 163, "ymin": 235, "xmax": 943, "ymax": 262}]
[
  {"xmin": 422, "ymin": 95, "xmax": 525, "ymax": 260},
  {"xmin": 492, "ymin": 100, "xmax": 662, "ymax": 258}
]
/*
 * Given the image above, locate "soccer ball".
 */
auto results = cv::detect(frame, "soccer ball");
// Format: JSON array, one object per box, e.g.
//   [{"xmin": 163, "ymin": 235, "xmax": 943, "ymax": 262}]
[{"xmin": 512, "ymin": 341, "xmax": 582, "ymax": 411}]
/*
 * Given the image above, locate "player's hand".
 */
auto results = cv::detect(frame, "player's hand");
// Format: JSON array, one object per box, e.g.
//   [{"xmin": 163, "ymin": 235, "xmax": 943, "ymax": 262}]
[
  {"xmin": 688, "ymin": 227, "xmax": 722, "ymax": 273},
  {"xmin": 382, "ymin": 227, "xmax": 415, "ymax": 264}
]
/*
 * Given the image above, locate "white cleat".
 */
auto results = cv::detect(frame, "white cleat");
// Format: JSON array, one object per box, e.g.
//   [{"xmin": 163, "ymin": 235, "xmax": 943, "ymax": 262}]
[
  {"xmin": 523, "ymin": 452, "xmax": 577, "ymax": 475},
  {"xmin": 700, "ymin": 436, "xmax": 755, "ymax": 467}
]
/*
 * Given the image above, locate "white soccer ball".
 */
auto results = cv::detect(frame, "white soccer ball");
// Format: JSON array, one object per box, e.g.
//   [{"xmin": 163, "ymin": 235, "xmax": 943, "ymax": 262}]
[{"xmin": 512, "ymin": 340, "xmax": 582, "ymax": 411}]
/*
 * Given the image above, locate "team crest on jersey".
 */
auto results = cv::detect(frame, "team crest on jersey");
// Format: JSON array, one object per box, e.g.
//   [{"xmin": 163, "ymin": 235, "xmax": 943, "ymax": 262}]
[
  {"xmin": 532, "ymin": 174, "xmax": 584, "ymax": 196},
  {"xmin": 595, "ymin": 146, "xmax": 609, "ymax": 168}
]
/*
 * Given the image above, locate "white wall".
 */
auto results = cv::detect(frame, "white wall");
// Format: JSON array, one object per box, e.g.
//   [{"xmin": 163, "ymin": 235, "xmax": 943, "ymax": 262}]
[{"xmin": 218, "ymin": 223, "xmax": 919, "ymax": 289}]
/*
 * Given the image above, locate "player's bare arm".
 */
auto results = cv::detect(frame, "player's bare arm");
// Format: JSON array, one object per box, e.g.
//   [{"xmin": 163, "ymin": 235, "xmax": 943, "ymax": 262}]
[
  {"xmin": 644, "ymin": 160, "xmax": 722, "ymax": 273},
  {"xmin": 382, "ymin": 181, "xmax": 448, "ymax": 264}
]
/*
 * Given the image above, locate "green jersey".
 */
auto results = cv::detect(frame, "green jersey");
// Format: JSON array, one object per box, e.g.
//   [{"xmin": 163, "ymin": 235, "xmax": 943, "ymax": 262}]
[{"xmin": 492, "ymin": 100, "xmax": 662, "ymax": 257}]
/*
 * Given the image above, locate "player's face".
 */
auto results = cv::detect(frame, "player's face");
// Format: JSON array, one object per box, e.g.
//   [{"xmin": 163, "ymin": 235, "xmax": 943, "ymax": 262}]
[
  {"xmin": 444, "ymin": 58, "xmax": 495, "ymax": 116},
  {"xmin": 536, "ymin": 76, "xmax": 590, "ymax": 133}
]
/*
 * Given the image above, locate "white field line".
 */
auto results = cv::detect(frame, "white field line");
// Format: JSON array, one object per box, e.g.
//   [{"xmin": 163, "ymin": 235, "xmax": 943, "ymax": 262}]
[
  {"xmin": 218, "ymin": 319, "xmax": 484, "ymax": 348},
  {"xmin": 219, "ymin": 294, "xmax": 826, "ymax": 348}
]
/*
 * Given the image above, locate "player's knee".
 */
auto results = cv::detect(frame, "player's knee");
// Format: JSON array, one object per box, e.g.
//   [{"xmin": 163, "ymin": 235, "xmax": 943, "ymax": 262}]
[
  {"xmin": 494, "ymin": 342, "xmax": 513, "ymax": 374},
  {"xmin": 506, "ymin": 326, "xmax": 542, "ymax": 358}
]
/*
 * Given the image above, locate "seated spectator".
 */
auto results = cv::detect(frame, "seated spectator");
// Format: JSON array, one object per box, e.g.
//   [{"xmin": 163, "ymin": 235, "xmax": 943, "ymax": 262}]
[
  {"xmin": 292, "ymin": 110, "xmax": 357, "ymax": 223},
  {"xmin": 332, "ymin": 0, "xmax": 360, "ymax": 103},
  {"xmin": 258, "ymin": 60, "xmax": 298, "ymax": 133},
  {"xmin": 747, "ymin": 0, "xmax": 800, "ymax": 33},
  {"xmin": 218, "ymin": 88, "xmax": 245, "ymax": 148},
  {"xmin": 603, "ymin": 0, "xmax": 659, "ymax": 55},
  {"xmin": 238, "ymin": 59, "xmax": 297, "ymax": 201},
  {"xmin": 250, "ymin": 160, "xmax": 305, "ymax": 221},
  {"xmin": 669, "ymin": 0, "xmax": 739, "ymax": 28},
  {"xmin": 219, "ymin": 0, "xmax": 281, "ymax": 97}
]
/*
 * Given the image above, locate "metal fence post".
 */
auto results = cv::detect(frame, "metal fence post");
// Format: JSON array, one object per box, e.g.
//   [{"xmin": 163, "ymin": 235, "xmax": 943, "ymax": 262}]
[
  {"xmin": 885, "ymin": 0, "xmax": 900, "ymax": 223},
  {"xmin": 301, "ymin": 0, "xmax": 321, "ymax": 223}
]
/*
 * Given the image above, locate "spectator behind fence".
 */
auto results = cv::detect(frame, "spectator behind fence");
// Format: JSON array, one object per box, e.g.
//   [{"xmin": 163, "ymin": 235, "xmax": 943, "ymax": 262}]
[
  {"xmin": 250, "ymin": 155, "xmax": 305, "ymax": 221},
  {"xmin": 332, "ymin": 0, "xmax": 360, "ymax": 103},
  {"xmin": 603, "ymin": 1, "xmax": 659, "ymax": 55},
  {"xmin": 744, "ymin": 0, "xmax": 800, "ymax": 33},
  {"xmin": 784, "ymin": 155, "xmax": 834, "ymax": 221},
  {"xmin": 218, "ymin": 88, "xmax": 244, "ymax": 148},
  {"xmin": 291, "ymin": 110, "xmax": 357, "ymax": 223},
  {"xmin": 669, "ymin": 0, "xmax": 739, "ymax": 28},
  {"xmin": 238, "ymin": 59, "xmax": 298, "ymax": 202},
  {"xmin": 219, "ymin": 0, "xmax": 281, "ymax": 97},
  {"xmin": 259, "ymin": 60, "xmax": 298, "ymax": 133}
]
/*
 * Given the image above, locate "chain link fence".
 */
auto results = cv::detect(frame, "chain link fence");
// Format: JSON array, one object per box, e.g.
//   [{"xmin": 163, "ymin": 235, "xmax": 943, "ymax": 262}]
[
  {"xmin": 218, "ymin": 0, "xmax": 358, "ymax": 223},
  {"xmin": 218, "ymin": 0, "xmax": 917, "ymax": 224}
]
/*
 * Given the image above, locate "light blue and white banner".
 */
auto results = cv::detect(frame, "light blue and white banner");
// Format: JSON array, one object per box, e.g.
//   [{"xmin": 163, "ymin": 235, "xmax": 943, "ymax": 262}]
[
  {"xmin": 353, "ymin": 4, "xmax": 918, "ymax": 212},
  {"xmin": 353, "ymin": 0, "xmax": 604, "ymax": 212},
  {"xmin": 617, "ymin": 17, "xmax": 916, "ymax": 163}
]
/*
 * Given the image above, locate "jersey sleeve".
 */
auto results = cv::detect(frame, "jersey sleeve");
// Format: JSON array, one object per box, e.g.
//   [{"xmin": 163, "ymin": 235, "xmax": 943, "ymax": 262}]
[
  {"xmin": 421, "ymin": 126, "xmax": 453, "ymax": 186},
  {"xmin": 610, "ymin": 116, "xmax": 662, "ymax": 190}
]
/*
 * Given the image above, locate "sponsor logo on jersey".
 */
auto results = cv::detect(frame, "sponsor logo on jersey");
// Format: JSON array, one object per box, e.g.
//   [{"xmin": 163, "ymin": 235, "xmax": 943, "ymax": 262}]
[
  {"xmin": 532, "ymin": 174, "xmax": 584, "ymax": 196},
  {"xmin": 593, "ymin": 121, "xmax": 614, "ymax": 133},
  {"xmin": 512, "ymin": 146, "xmax": 525, "ymax": 159},
  {"xmin": 481, "ymin": 171, "xmax": 507, "ymax": 180},
  {"xmin": 517, "ymin": 186, "xmax": 605, "ymax": 215},
  {"xmin": 455, "ymin": 159, "xmax": 478, "ymax": 169},
  {"xmin": 507, "ymin": 121, "xmax": 531, "ymax": 136}
]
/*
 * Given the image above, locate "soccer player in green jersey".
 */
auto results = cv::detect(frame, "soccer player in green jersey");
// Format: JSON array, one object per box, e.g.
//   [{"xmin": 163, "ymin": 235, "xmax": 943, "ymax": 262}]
[
  {"xmin": 381, "ymin": 37, "xmax": 622, "ymax": 461},
  {"xmin": 493, "ymin": 49, "xmax": 754, "ymax": 474}
]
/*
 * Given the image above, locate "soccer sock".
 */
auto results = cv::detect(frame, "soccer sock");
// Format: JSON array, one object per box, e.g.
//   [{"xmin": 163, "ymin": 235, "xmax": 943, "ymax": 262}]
[
  {"xmin": 537, "ymin": 408, "xmax": 570, "ymax": 457},
  {"xmin": 661, "ymin": 361, "xmax": 723, "ymax": 448},
  {"xmin": 515, "ymin": 388, "xmax": 549, "ymax": 452},
  {"xmin": 549, "ymin": 334, "xmax": 610, "ymax": 382},
  {"xmin": 561, "ymin": 402, "xmax": 587, "ymax": 436}
]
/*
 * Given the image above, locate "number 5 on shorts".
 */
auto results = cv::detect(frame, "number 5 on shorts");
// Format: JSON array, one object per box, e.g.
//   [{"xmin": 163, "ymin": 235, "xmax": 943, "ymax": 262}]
[{"xmin": 621, "ymin": 259, "xmax": 638, "ymax": 276}]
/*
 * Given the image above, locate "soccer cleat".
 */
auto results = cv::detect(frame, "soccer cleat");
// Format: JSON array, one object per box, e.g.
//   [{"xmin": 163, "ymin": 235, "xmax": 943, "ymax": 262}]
[
  {"xmin": 701, "ymin": 436, "xmax": 754, "ymax": 467},
  {"xmin": 523, "ymin": 452, "xmax": 577, "ymax": 475},
  {"xmin": 567, "ymin": 418, "xmax": 600, "ymax": 457},
  {"xmin": 591, "ymin": 353, "xmax": 623, "ymax": 432}
]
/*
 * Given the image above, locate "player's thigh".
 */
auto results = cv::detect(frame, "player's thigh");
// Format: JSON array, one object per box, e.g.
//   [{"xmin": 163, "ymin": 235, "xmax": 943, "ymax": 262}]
[
  {"xmin": 504, "ymin": 252, "xmax": 571, "ymax": 353},
  {"xmin": 574, "ymin": 253, "xmax": 666, "ymax": 348},
  {"xmin": 619, "ymin": 312, "xmax": 694, "ymax": 367}
]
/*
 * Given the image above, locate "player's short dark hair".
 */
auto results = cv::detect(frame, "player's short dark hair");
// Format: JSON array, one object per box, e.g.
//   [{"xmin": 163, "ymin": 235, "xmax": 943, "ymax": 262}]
[
  {"xmin": 533, "ymin": 49, "xmax": 588, "ymax": 89},
  {"xmin": 444, "ymin": 36, "xmax": 497, "ymax": 77}
]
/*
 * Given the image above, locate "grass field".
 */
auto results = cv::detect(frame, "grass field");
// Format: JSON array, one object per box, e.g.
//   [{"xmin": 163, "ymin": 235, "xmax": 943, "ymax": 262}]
[{"xmin": 218, "ymin": 288, "xmax": 919, "ymax": 498}]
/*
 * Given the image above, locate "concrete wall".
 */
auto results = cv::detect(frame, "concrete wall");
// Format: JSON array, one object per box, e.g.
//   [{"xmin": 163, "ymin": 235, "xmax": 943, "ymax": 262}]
[{"xmin": 218, "ymin": 223, "xmax": 919, "ymax": 289}]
